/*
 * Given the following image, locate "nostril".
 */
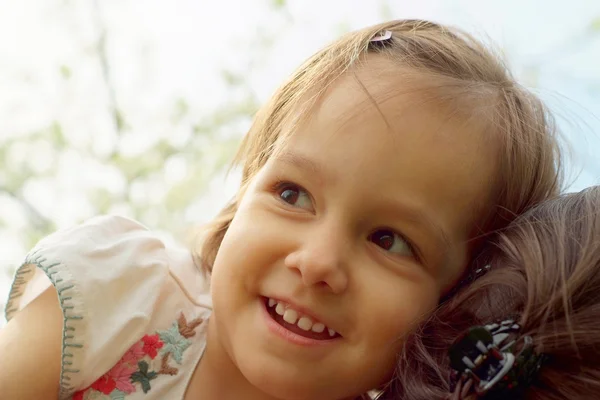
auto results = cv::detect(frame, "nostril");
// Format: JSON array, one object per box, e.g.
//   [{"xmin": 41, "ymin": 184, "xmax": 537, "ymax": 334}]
[{"xmin": 317, "ymin": 281, "xmax": 329, "ymax": 289}]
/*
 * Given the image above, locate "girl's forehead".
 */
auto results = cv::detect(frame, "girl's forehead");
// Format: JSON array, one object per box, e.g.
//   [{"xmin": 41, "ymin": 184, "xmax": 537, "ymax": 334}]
[
  {"xmin": 279, "ymin": 58, "xmax": 470, "ymax": 146},
  {"xmin": 282, "ymin": 72, "xmax": 474, "ymax": 152}
]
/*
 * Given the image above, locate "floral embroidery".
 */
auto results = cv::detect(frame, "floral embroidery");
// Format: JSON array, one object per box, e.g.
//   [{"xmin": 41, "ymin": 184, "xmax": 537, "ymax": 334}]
[
  {"xmin": 72, "ymin": 313, "xmax": 204, "ymax": 399},
  {"xmin": 177, "ymin": 313, "xmax": 203, "ymax": 337},
  {"xmin": 158, "ymin": 353, "xmax": 178, "ymax": 376},
  {"xmin": 106, "ymin": 362, "xmax": 138, "ymax": 394},
  {"xmin": 130, "ymin": 361, "xmax": 158, "ymax": 394},
  {"xmin": 121, "ymin": 341, "xmax": 145, "ymax": 365},
  {"xmin": 141, "ymin": 334, "xmax": 163, "ymax": 359},
  {"xmin": 158, "ymin": 322, "xmax": 191, "ymax": 364}
]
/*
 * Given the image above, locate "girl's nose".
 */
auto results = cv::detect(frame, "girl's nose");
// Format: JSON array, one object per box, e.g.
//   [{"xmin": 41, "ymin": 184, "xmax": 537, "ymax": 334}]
[{"xmin": 284, "ymin": 222, "xmax": 350, "ymax": 294}]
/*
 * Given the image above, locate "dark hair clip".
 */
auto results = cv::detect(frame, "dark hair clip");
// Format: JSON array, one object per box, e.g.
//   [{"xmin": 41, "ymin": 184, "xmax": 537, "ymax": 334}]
[
  {"xmin": 448, "ymin": 320, "xmax": 546, "ymax": 399},
  {"xmin": 369, "ymin": 30, "xmax": 393, "ymax": 48}
]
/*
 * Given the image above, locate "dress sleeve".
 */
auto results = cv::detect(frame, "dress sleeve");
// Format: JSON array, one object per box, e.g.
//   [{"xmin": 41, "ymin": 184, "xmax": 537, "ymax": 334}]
[{"xmin": 4, "ymin": 215, "xmax": 170, "ymax": 399}]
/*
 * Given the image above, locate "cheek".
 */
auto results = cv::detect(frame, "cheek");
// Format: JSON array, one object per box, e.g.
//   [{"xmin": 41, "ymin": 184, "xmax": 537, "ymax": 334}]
[
  {"xmin": 210, "ymin": 212, "xmax": 273, "ymax": 315},
  {"xmin": 355, "ymin": 277, "xmax": 438, "ymax": 386},
  {"xmin": 361, "ymin": 271, "xmax": 439, "ymax": 345},
  {"xmin": 212, "ymin": 202, "xmax": 289, "ymax": 280}
]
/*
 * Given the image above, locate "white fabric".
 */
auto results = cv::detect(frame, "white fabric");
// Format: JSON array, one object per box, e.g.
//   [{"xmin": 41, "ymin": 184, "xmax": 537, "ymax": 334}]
[{"xmin": 4, "ymin": 215, "xmax": 212, "ymax": 399}]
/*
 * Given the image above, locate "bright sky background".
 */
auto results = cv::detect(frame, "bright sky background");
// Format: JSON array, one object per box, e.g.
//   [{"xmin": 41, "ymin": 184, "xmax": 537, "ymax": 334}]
[{"xmin": 1, "ymin": 0, "xmax": 599, "ymax": 320}]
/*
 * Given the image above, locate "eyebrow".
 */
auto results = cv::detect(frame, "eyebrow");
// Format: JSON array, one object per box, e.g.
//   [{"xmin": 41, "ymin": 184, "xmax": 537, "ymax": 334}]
[
  {"xmin": 273, "ymin": 151, "xmax": 333, "ymax": 184},
  {"xmin": 398, "ymin": 206, "xmax": 452, "ymax": 255},
  {"xmin": 273, "ymin": 150, "xmax": 451, "ymax": 254}
]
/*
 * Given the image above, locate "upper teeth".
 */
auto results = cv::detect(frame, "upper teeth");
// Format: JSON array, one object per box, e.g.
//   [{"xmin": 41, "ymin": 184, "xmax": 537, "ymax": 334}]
[{"xmin": 268, "ymin": 298, "xmax": 336, "ymax": 337}]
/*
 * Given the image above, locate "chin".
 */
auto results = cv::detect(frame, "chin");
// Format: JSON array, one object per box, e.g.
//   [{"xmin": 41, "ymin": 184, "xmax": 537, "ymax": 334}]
[{"xmin": 237, "ymin": 361, "xmax": 349, "ymax": 400}]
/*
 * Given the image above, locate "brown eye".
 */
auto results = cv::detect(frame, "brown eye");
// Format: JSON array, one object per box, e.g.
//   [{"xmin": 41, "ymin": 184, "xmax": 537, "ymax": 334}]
[
  {"xmin": 280, "ymin": 187, "xmax": 300, "ymax": 204},
  {"xmin": 369, "ymin": 229, "xmax": 413, "ymax": 256},
  {"xmin": 370, "ymin": 230, "xmax": 395, "ymax": 250},
  {"xmin": 276, "ymin": 182, "xmax": 314, "ymax": 211}
]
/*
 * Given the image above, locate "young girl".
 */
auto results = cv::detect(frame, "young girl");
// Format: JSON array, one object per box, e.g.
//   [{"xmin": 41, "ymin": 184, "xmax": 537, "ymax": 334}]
[
  {"xmin": 1, "ymin": 19, "xmax": 562, "ymax": 400},
  {"xmin": 383, "ymin": 186, "xmax": 600, "ymax": 400}
]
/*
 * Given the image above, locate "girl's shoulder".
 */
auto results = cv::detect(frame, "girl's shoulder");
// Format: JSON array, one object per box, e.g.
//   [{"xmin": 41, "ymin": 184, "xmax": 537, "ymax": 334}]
[{"xmin": 4, "ymin": 215, "xmax": 212, "ymax": 399}]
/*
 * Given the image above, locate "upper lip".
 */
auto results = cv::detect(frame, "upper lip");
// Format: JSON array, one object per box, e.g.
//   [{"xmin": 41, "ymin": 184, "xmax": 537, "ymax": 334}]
[{"xmin": 264, "ymin": 295, "xmax": 340, "ymax": 335}]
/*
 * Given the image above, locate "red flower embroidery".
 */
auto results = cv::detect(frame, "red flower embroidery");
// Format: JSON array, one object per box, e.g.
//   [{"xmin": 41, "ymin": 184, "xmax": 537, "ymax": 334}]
[
  {"xmin": 91, "ymin": 375, "xmax": 117, "ymax": 394},
  {"xmin": 107, "ymin": 361, "xmax": 138, "ymax": 394},
  {"xmin": 120, "ymin": 340, "xmax": 145, "ymax": 365},
  {"xmin": 72, "ymin": 314, "xmax": 201, "ymax": 398},
  {"xmin": 142, "ymin": 334, "xmax": 164, "ymax": 359},
  {"xmin": 72, "ymin": 391, "xmax": 84, "ymax": 400}
]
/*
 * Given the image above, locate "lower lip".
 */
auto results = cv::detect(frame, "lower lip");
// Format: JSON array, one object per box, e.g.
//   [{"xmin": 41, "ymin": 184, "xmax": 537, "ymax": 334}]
[{"xmin": 260, "ymin": 299, "xmax": 339, "ymax": 347}]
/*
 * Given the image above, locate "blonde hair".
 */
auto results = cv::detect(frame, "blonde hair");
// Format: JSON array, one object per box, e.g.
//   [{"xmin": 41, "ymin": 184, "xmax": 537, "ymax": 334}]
[
  {"xmin": 387, "ymin": 186, "xmax": 600, "ymax": 399},
  {"xmin": 194, "ymin": 19, "xmax": 562, "ymax": 273}
]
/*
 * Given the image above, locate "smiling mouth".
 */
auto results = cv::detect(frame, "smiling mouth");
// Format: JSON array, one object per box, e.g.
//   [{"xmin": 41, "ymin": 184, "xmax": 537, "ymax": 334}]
[{"xmin": 263, "ymin": 297, "xmax": 341, "ymax": 341}]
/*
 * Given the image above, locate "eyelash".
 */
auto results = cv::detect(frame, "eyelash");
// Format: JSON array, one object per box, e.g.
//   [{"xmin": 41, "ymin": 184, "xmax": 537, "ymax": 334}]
[
  {"xmin": 272, "ymin": 179, "xmax": 295, "ymax": 191},
  {"xmin": 272, "ymin": 179, "xmax": 302, "ymax": 195},
  {"xmin": 269, "ymin": 178, "xmax": 423, "ymax": 263}
]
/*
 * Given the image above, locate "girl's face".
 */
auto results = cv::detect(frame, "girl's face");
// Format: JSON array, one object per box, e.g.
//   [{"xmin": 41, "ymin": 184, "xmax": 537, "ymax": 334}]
[{"xmin": 210, "ymin": 58, "xmax": 498, "ymax": 400}]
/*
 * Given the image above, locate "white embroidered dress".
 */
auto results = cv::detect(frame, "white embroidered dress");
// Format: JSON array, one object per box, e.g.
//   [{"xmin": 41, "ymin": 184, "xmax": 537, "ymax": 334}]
[{"xmin": 4, "ymin": 216, "xmax": 212, "ymax": 400}]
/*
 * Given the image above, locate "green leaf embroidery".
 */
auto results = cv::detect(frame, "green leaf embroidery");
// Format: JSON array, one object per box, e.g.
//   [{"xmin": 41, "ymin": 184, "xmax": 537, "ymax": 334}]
[
  {"xmin": 158, "ymin": 322, "xmax": 192, "ymax": 364},
  {"xmin": 109, "ymin": 390, "xmax": 127, "ymax": 400},
  {"xmin": 83, "ymin": 390, "xmax": 105, "ymax": 400},
  {"xmin": 130, "ymin": 361, "xmax": 158, "ymax": 394}
]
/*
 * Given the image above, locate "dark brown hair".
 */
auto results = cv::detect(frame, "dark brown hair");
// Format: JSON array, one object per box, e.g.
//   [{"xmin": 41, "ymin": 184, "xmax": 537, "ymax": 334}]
[
  {"xmin": 384, "ymin": 186, "xmax": 600, "ymax": 399},
  {"xmin": 194, "ymin": 19, "xmax": 563, "ymax": 273}
]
